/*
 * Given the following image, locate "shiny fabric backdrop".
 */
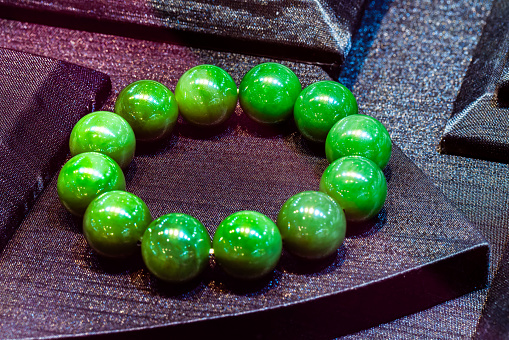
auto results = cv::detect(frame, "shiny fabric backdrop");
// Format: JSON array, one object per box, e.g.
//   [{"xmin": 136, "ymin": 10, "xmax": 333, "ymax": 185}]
[
  {"xmin": 0, "ymin": 0, "xmax": 505, "ymax": 338},
  {"xmin": 0, "ymin": 34, "xmax": 488, "ymax": 338},
  {"xmin": 0, "ymin": 0, "xmax": 367, "ymax": 67},
  {"xmin": 440, "ymin": 0, "xmax": 509, "ymax": 164},
  {"xmin": 0, "ymin": 49, "xmax": 110, "ymax": 252}
]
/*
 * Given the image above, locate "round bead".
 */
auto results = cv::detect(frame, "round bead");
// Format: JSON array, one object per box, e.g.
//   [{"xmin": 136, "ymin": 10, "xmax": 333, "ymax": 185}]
[
  {"xmin": 141, "ymin": 213, "xmax": 211, "ymax": 283},
  {"xmin": 83, "ymin": 191, "xmax": 152, "ymax": 258},
  {"xmin": 69, "ymin": 111, "xmax": 136, "ymax": 169},
  {"xmin": 57, "ymin": 152, "xmax": 126, "ymax": 216},
  {"xmin": 239, "ymin": 62, "xmax": 301, "ymax": 124},
  {"xmin": 213, "ymin": 211, "xmax": 282, "ymax": 279},
  {"xmin": 174, "ymin": 65, "xmax": 238, "ymax": 126},
  {"xmin": 319, "ymin": 156, "xmax": 387, "ymax": 222},
  {"xmin": 294, "ymin": 81, "xmax": 358, "ymax": 143},
  {"xmin": 114, "ymin": 80, "xmax": 178, "ymax": 141},
  {"xmin": 276, "ymin": 191, "xmax": 346, "ymax": 259},
  {"xmin": 325, "ymin": 114, "xmax": 392, "ymax": 169}
]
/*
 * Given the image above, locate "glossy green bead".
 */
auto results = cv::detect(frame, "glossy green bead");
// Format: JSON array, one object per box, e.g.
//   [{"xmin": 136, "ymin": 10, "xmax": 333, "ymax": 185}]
[
  {"xmin": 114, "ymin": 80, "xmax": 178, "ymax": 141},
  {"xmin": 174, "ymin": 65, "xmax": 238, "ymax": 126},
  {"xmin": 57, "ymin": 152, "xmax": 126, "ymax": 216},
  {"xmin": 69, "ymin": 111, "xmax": 136, "ymax": 169},
  {"xmin": 239, "ymin": 62, "xmax": 301, "ymax": 124},
  {"xmin": 294, "ymin": 81, "xmax": 358, "ymax": 143},
  {"xmin": 276, "ymin": 191, "xmax": 346, "ymax": 259},
  {"xmin": 141, "ymin": 213, "xmax": 211, "ymax": 283},
  {"xmin": 213, "ymin": 211, "xmax": 282, "ymax": 279},
  {"xmin": 83, "ymin": 191, "xmax": 152, "ymax": 258},
  {"xmin": 319, "ymin": 156, "xmax": 387, "ymax": 222},
  {"xmin": 325, "ymin": 114, "xmax": 392, "ymax": 169}
]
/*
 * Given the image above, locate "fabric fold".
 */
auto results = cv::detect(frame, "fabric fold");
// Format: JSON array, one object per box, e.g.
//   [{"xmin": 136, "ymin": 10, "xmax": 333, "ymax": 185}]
[
  {"xmin": 0, "ymin": 48, "xmax": 111, "ymax": 251},
  {"xmin": 0, "ymin": 0, "xmax": 368, "ymax": 66},
  {"xmin": 440, "ymin": 0, "xmax": 509, "ymax": 163}
]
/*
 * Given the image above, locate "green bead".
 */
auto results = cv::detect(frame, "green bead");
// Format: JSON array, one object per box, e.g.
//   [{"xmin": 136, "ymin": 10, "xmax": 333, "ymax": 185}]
[
  {"xmin": 83, "ymin": 191, "xmax": 152, "ymax": 258},
  {"xmin": 276, "ymin": 191, "xmax": 346, "ymax": 259},
  {"xmin": 114, "ymin": 80, "xmax": 178, "ymax": 141},
  {"xmin": 239, "ymin": 62, "xmax": 301, "ymax": 124},
  {"xmin": 319, "ymin": 156, "xmax": 387, "ymax": 222},
  {"xmin": 69, "ymin": 111, "xmax": 136, "ymax": 169},
  {"xmin": 141, "ymin": 213, "xmax": 211, "ymax": 283},
  {"xmin": 57, "ymin": 152, "xmax": 126, "ymax": 216},
  {"xmin": 174, "ymin": 65, "xmax": 238, "ymax": 126},
  {"xmin": 213, "ymin": 211, "xmax": 282, "ymax": 279},
  {"xmin": 294, "ymin": 81, "xmax": 358, "ymax": 143},
  {"xmin": 325, "ymin": 114, "xmax": 392, "ymax": 169}
]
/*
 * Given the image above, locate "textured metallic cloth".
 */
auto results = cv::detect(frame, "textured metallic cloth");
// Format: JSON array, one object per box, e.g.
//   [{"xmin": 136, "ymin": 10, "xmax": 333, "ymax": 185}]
[
  {"xmin": 440, "ymin": 0, "xmax": 509, "ymax": 164},
  {"xmin": 0, "ymin": 0, "xmax": 507, "ymax": 338},
  {"xmin": 0, "ymin": 48, "xmax": 110, "ymax": 252},
  {"xmin": 0, "ymin": 0, "xmax": 367, "ymax": 66},
  {"xmin": 0, "ymin": 34, "xmax": 488, "ymax": 338}
]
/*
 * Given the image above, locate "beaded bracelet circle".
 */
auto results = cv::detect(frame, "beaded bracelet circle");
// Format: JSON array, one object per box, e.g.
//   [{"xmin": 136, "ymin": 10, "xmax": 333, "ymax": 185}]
[{"xmin": 57, "ymin": 62, "xmax": 391, "ymax": 283}]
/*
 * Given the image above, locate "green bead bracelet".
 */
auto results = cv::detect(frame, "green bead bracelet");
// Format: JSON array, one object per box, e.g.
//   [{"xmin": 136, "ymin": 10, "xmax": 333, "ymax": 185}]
[{"xmin": 57, "ymin": 62, "xmax": 391, "ymax": 284}]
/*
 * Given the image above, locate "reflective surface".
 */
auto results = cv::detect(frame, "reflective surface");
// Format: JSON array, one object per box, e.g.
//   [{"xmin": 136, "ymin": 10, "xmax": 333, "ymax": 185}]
[
  {"xmin": 0, "ymin": 1, "xmax": 494, "ymax": 338},
  {"xmin": 294, "ymin": 81, "xmax": 358, "ymax": 143},
  {"xmin": 213, "ymin": 210, "xmax": 282, "ymax": 279},
  {"xmin": 57, "ymin": 152, "xmax": 126, "ymax": 216},
  {"xmin": 114, "ymin": 80, "xmax": 178, "ymax": 141},
  {"xmin": 239, "ymin": 62, "xmax": 301, "ymax": 124},
  {"xmin": 319, "ymin": 156, "xmax": 387, "ymax": 222},
  {"xmin": 141, "ymin": 213, "xmax": 211, "ymax": 283},
  {"xmin": 69, "ymin": 111, "xmax": 136, "ymax": 169},
  {"xmin": 277, "ymin": 191, "xmax": 346, "ymax": 259},
  {"xmin": 174, "ymin": 64, "xmax": 238, "ymax": 126},
  {"xmin": 325, "ymin": 114, "xmax": 392, "ymax": 169},
  {"xmin": 83, "ymin": 191, "xmax": 152, "ymax": 258}
]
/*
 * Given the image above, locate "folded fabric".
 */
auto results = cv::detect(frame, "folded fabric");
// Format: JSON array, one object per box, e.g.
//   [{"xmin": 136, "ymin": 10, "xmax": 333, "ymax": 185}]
[
  {"xmin": 0, "ymin": 48, "xmax": 111, "ymax": 251},
  {"xmin": 474, "ymin": 239, "xmax": 509, "ymax": 339},
  {"xmin": 0, "ymin": 132, "xmax": 488, "ymax": 338},
  {"xmin": 0, "ymin": 15, "xmax": 489, "ymax": 339},
  {"xmin": 440, "ymin": 0, "xmax": 509, "ymax": 163},
  {"xmin": 457, "ymin": 5, "xmax": 509, "ymax": 333},
  {"xmin": 0, "ymin": 0, "xmax": 367, "ymax": 66}
]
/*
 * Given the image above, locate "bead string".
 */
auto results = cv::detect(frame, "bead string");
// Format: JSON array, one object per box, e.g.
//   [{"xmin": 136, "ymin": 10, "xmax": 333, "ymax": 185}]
[{"xmin": 57, "ymin": 62, "xmax": 391, "ymax": 284}]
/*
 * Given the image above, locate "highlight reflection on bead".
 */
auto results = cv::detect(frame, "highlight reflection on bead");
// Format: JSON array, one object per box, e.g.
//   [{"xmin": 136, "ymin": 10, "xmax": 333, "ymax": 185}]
[
  {"xmin": 69, "ymin": 111, "xmax": 136, "ymax": 169},
  {"xmin": 83, "ymin": 191, "xmax": 152, "ymax": 258},
  {"xmin": 114, "ymin": 80, "xmax": 178, "ymax": 141},
  {"xmin": 213, "ymin": 211, "xmax": 282, "ymax": 279},
  {"xmin": 325, "ymin": 114, "xmax": 392, "ymax": 169},
  {"xmin": 57, "ymin": 152, "xmax": 126, "ymax": 216},
  {"xmin": 141, "ymin": 213, "xmax": 211, "ymax": 283},
  {"xmin": 277, "ymin": 191, "xmax": 346, "ymax": 259},
  {"xmin": 319, "ymin": 156, "xmax": 387, "ymax": 222},
  {"xmin": 239, "ymin": 63, "xmax": 301, "ymax": 124},
  {"xmin": 294, "ymin": 81, "xmax": 358, "ymax": 143},
  {"xmin": 175, "ymin": 65, "xmax": 238, "ymax": 126}
]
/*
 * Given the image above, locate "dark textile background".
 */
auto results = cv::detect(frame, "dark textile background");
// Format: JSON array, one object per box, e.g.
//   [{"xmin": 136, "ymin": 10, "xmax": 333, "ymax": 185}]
[
  {"xmin": 0, "ymin": 27, "xmax": 489, "ymax": 338},
  {"xmin": 0, "ymin": 48, "xmax": 110, "ymax": 252},
  {"xmin": 0, "ymin": 0, "xmax": 367, "ymax": 67},
  {"xmin": 440, "ymin": 0, "xmax": 509, "ymax": 164},
  {"xmin": 0, "ymin": 0, "xmax": 507, "ymax": 338}
]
